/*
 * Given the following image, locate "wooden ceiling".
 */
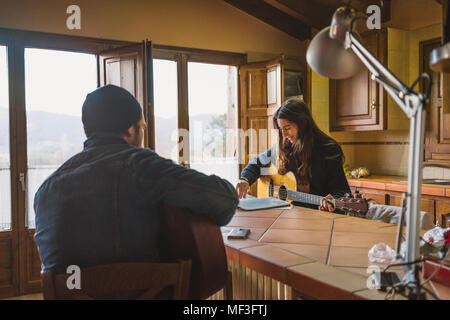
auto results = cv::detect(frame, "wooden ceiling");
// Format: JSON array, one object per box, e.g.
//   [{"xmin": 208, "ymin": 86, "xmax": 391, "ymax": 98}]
[{"xmin": 224, "ymin": 0, "xmax": 441, "ymax": 41}]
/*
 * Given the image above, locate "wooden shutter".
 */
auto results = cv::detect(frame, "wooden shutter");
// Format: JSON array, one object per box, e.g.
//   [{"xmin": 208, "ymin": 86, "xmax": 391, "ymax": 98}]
[
  {"xmin": 239, "ymin": 57, "xmax": 284, "ymax": 194},
  {"xmin": 98, "ymin": 41, "xmax": 153, "ymax": 148}
]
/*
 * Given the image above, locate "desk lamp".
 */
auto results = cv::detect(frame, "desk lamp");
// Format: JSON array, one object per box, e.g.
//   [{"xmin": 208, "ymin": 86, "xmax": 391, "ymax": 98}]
[{"xmin": 306, "ymin": 5, "xmax": 432, "ymax": 299}]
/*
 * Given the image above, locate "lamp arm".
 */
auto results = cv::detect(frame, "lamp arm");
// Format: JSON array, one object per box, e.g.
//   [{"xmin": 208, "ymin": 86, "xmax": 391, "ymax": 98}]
[
  {"xmin": 347, "ymin": 32, "xmax": 409, "ymax": 95},
  {"xmin": 343, "ymin": 29, "xmax": 429, "ymax": 298},
  {"xmin": 345, "ymin": 31, "xmax": 427, "ymax": 120}
]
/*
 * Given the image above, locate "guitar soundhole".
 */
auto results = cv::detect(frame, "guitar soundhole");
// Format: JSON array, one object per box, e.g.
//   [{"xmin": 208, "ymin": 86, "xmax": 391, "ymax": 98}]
[{"xmin": 278, "ymin": 185, "xmax": 288, "ymax": 201}]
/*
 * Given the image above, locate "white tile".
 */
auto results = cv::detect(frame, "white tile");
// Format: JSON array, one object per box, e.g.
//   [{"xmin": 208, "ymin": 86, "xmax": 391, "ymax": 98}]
[
  {"xmin": 443, "ymin": 168, "xmax": 450, "ymax": 180},
  {"xmin": 423, "ymin": 167, "xmax": 444, "ymax": 179}
]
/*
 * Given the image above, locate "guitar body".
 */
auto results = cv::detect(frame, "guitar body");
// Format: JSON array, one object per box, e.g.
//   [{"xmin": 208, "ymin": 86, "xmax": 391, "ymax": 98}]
[
  {"xmin": 255, "ymin": 164, "xmax": 369, "ymax": 217},
  {"xmin": 159, "ymin": 204, "xmax": 228, "ymax": 300},
  {"xmin": 257, "ymin": 164, "xmax": 296, "ymax": 202}
]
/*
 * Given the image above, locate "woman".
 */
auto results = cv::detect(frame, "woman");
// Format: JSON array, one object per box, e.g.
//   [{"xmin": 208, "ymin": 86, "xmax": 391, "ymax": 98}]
[{"xmin": 236, "ymin": 98, "xmax": 351, "ymax": 212}]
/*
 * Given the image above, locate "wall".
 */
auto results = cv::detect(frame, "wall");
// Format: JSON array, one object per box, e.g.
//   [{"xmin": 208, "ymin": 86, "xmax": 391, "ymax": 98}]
[{"xmin": 0, "ymin": 0, "xmax": 305, "ymax": 58}]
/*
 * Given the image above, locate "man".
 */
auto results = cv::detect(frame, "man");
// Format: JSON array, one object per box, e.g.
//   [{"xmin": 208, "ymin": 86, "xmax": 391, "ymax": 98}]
[{"xmin": 34, "ymin": 84, "xmax": 239, "ymax": 274}]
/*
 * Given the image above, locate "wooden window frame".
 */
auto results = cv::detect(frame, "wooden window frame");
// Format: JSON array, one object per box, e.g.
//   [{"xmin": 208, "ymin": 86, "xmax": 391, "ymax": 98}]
[
  {"xmin": 151, "ymin": 44, "xmax": 246, "ymax": 165},
  {"xmin": 0, "ymin": 27, "xmax": 139, "ymax": 297}
]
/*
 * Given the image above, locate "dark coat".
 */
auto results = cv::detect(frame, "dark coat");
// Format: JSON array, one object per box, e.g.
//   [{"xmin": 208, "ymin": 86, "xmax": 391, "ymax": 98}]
[{"xmin": 34, "ymin": 133, "xmax": 238, "ymax": 273}]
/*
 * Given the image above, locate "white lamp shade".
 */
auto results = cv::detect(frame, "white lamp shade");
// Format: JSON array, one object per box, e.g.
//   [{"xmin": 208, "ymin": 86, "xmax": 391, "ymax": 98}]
[{"xmin": 306, "ymin": 27, "xmax": 363, "ymax": 79}]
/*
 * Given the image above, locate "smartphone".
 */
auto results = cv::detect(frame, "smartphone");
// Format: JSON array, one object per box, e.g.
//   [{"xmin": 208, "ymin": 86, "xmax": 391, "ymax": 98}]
[{"xmin": 227, "ymin": 228, "xmax": 250, "ymax": 239}]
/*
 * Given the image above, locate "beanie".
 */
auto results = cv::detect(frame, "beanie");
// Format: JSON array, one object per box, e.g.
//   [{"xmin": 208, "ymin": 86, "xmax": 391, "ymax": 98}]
[{"xmin": 82, "ymin": 84, "xmax": 142, "ymax": 137}]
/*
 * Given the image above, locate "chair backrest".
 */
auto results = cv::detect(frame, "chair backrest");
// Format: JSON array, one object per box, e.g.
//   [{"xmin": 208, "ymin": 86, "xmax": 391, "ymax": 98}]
[{"xmin": 42, "ymin": 260, "xmax": 191, "ymax": 300}]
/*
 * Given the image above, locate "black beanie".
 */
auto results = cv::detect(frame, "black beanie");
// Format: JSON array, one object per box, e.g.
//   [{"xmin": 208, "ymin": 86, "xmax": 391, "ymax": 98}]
[{"xmin": 82, "ymin": 84, "xmax": 142, "ymax": 137}]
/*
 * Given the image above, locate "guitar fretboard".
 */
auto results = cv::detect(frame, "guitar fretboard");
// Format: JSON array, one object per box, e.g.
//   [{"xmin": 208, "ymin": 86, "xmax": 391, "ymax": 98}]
[{"xmin": 272, "ymin": 186, "xmax": 323, "ymax": 206}]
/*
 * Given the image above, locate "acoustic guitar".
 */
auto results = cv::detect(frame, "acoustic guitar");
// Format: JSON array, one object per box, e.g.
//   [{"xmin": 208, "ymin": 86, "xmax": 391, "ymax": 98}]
[
  {"xmin": 256, "ymin": 165, "xmax": 369, "ymax": 217},
  {"xmin": 159, "ymin": 203, "xmax": 229, "ymax": 300}
]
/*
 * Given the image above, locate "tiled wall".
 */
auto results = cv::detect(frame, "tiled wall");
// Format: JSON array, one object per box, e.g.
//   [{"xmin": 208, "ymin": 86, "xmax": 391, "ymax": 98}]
[
  {"xmin": 310, "ymin": 24, "xmax": 442, "ymax": 177},
  {"xmin": 423, "ymin": 167, "xmax": 450, "ymax": 180}
]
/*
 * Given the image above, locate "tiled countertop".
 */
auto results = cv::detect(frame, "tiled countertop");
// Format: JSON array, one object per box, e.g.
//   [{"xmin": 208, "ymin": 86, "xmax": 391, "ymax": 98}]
[
  {"xmin": 223, "ymin": 206, "xmax": 449, "ymax": 300},
  {"xmin": 347, "ymin": 175, "xmax": 450, "ymax": 197}
]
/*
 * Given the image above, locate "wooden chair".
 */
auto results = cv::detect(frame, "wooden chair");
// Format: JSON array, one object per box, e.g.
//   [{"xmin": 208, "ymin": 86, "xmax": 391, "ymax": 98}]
[{"xmin": 42, "ymin": 260, "xmax": 191, "ymax": 300}]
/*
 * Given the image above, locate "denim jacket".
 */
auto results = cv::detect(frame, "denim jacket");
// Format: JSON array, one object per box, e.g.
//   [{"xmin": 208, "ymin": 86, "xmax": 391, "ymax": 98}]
[{"xmin": 34, "ymin": 133, "xmax": 239, "ymax": 273}]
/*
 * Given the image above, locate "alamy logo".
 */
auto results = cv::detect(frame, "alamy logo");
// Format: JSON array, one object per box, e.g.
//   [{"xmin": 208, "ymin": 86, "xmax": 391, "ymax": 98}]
[
  {"xmin": 366, "ymin": 5, "xmax": 381, "ymax": 30},
  {"xmin": 66, "ymin": 5, "xmax": 81, "ymax": 30},
  {"xmin": 66, "ymin": 265, "xmax": 81, "ymax": 289}
]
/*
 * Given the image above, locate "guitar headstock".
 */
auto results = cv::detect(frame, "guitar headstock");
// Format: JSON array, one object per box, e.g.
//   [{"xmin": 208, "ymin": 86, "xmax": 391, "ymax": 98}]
[{"xmin": 335, "ymin": 194, "xmax": 369, "ymax": 217}]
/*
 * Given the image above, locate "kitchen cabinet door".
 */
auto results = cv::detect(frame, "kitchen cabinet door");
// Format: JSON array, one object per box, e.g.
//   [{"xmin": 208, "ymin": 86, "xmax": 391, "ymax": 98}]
[
  {"xmin": 422, "ymin": 38, "xmax": 450, "ymax": 166},
  {"xmin": 436, "ymin": 200, "xmax": 450, "ymax": 227},
  {"xmin": 329, "ymin": 29, "xmax": 387, "ymax": 131},
  {"xmin": 388, "ymin": 192, "xmax": 436, "ymax": 223},
  {"xmin": 355, "ymin": 187, "xmax": 387, "ymax": 205}
]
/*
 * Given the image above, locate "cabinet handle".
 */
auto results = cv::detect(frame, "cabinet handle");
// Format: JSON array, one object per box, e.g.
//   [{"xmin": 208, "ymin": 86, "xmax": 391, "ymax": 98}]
[{"xmin": 371, "ymin": 100, "xmax": 377, "ymax": 109}]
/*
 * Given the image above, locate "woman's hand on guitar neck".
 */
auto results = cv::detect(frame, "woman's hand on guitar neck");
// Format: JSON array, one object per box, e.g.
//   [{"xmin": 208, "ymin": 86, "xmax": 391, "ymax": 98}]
[
  {"xmin": 236, "ymin": 179, "xmax": 250, "ymax": 199},
  {"xmin": 319, "ymin": 194, "xmax": 335, "ymax": 212}
]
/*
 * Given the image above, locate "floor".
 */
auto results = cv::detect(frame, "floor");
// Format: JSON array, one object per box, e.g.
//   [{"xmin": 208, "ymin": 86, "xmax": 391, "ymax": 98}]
[{"xmin": 3, "ymin": 293, "xmax": 43, "ymax": 300}]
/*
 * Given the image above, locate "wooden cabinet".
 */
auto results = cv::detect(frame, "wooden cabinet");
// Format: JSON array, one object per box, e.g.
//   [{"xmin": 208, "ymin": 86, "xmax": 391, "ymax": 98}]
[
  {"xmin": 388, "ymin": 191, "xmax": 436, "ymax": 222},
  {"xmin": 436, "ymin": 200, "xmax": 450, "ymax": 227},
  {"xmin": 422, "ymin": 38, "xmax": 450, "ymax": 166},
  {"xmin": 354, "ymin": 186, "xmax": 450, "ymax": 225},
  {"xmin": 329, "ymin": 29, "xmax": 387, "ymax": 131},
  {"xmin": 355, "ymin": 187, "xmax": 387, "ymax": 205}
]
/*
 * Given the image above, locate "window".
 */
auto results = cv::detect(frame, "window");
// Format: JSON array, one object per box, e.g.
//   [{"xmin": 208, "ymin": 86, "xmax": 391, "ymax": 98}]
[
  {"xmin": 188, "ymin": 62, "xmax": 239, "ymax": 186},
  {"xmin": 0, "ymin": 45, "xmax": 10, "ymax": 231},
  {"xmin": 152, "ymin": 46, "xmax": 245, "ymax": 186},
  {"xmin": 153, "ymin": 59, "xmax": 178, "ymax": 162},
  {"xmin": 24, "ymin": 48, "xmax": 97, "ymax": 228}
]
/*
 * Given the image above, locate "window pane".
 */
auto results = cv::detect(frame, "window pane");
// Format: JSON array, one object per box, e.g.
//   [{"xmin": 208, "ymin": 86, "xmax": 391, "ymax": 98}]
[
  {"xmin": 25, "ymin": 48, "xmax": 97, "ymax": 228},
  {"xmin": 153, "ymin": 59, "xmax": 178, "ymax": 162},
  {"xmin": 188, "ymin": 62, "xmax": 239, "ymax": 186},
  {"xmin": 0, "ymin": 45, "xmax": 11, "ymax": 231}
]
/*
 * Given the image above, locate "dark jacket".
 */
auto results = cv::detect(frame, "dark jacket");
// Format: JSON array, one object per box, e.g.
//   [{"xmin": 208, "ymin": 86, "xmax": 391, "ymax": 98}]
[
  {"xmin": 241, "ymin": 143, "xmax": 351, "ymax": 208},
  {"xmin": 34, "ymin": 133, "xmax": 239, "ymax": 273}
]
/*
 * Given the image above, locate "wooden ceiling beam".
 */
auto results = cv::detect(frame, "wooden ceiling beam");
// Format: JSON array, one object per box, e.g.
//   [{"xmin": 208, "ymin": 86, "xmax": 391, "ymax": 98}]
[
  {"xmin": 279, "ymin": 0, "xmax": 391, "ymax": 27},
  {"xmin": 223, "ymin": 0, "xmax": 312, "ymax": 40},
  {"xmin": 338, "ymin": 0, "xmax": 391, "ymax": 23},
  {"xmin": 276, "ymin": 0, "xmax": 336, "ymax": 30}
]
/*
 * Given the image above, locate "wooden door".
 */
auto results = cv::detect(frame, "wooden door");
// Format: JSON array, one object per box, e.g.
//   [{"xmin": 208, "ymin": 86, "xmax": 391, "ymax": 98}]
[
  {"xmin": 422, "ymin": 38, "xmax": 450, "ymax": 165},
  {"xmin": 98, "ymin": 41, "xmax": 153, "ymax": 148},
  {"xmin": 239, "ymin": 57, "xmax": 283, "ymax": 194},
  {"xmin": 0, "ymin": 33, "xmax": 20, "ymax": 299},
  {"xmin": 329, "ymin": 29, "xmax": 387, "ymax": 131}
]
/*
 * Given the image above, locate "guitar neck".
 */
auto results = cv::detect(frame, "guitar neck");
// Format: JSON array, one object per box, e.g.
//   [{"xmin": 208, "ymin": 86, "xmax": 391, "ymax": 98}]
[{"xmin": 273, "ymin": 186, "xmax": 323, "ymax": 206}]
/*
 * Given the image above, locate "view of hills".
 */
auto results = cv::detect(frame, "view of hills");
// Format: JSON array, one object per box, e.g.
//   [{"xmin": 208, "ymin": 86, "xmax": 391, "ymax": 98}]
[{"xmin": 0, "ymin": 106, "xmax": 229, "ymax": 166}]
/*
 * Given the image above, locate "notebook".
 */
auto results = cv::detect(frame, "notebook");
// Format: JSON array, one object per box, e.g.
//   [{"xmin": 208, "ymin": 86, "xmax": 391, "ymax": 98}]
[{"xmin": 238, "ymin": 197, "xmax": 290, "ymax": 211}]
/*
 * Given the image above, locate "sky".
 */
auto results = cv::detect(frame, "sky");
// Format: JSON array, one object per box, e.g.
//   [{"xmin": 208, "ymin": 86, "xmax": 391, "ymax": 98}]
[
  {"xmin": 0, "ymin": 46, "xmax": 239, "ymax": 161},
  {"xmin": 24, "ymin": 48, "xmax": 97, "ymax": 116},
  {"xmin": 153, "ymin": 59, "xmax": 237, "ymax": 119},
  {"xmin": 0, "ymin": 47, "xmax": 238, "ymax": 119},
  {"xmin": 0, "ymin": 46, "xmax": 8, "ymax": 110}
]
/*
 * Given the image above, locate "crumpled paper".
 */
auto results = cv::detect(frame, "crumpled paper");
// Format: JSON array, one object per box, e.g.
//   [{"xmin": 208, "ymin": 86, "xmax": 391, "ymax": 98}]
[{"xmin": 368, "ymin": 242, "xmax": 397, "ymax": 264}]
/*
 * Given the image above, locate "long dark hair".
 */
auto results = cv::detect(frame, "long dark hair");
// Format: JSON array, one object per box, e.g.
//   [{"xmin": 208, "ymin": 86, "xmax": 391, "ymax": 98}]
[{"xmin": 273, "ymin": 98, "xmax": 344, "ymax": 184}]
